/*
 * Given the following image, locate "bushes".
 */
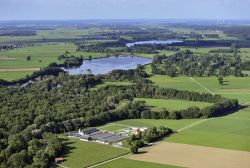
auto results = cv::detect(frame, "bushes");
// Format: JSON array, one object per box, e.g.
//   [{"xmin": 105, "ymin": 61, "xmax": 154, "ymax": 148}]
[
  {"xmin": 104, "ymin": 66, "xmax": 149, "ymax": 82},
  {"xmin": 127, "ymin": 126, "xmax": 173, "ymax": 153}
]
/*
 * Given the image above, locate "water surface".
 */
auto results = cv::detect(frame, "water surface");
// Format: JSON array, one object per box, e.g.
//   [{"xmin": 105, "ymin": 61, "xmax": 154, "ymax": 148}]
[
  {"xmin": 63, "ymin": 56, "xmax": 152, "ymax": 75},
  {"xmin": 126, "ymin": 39, "xmax": 183, "ymax": 47}
]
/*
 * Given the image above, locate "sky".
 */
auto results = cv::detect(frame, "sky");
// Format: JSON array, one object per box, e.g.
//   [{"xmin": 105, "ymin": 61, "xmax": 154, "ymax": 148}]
[{"xmin": 0, "ymin": 0, "xmax": 249, "ymax": 20}]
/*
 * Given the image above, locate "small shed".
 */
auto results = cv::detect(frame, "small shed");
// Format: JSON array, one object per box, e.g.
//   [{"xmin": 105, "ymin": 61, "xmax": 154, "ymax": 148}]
[{"xmin": 55, "ymin": 157, "xmax": 64, "ymax": 163}]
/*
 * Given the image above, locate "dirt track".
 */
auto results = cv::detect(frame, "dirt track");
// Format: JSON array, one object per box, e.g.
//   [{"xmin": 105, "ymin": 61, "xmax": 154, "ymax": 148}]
[{"xmin": 127, "ymin": 142, "xmax": 250, "ymax": 168}]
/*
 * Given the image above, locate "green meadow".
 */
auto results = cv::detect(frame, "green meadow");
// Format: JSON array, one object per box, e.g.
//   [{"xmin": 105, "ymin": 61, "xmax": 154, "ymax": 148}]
[
  {"xmin": 193, "ymin": 76, "xmax": 250, "ymax": 103},
  {"xmin": 0, "ymin": 71, "xmax": 33, "ymax": 81},
  {"xmin": 98, "ymin": 124, "xmax": 129, "ymax": 132},
  {"xmin": 165, "ymin": 107, "xmax": 250, "ymax": 152},
  {"xmin": 148, "ymin": 75, "xmax": 205, "ymax": 92},
  {"xmin": 134, "ymin": 98, "xmax": 212, "ymax": 111},
  {"xmin": 148, "ymin": 75, "xmax": 250, "ymax": 103},
  {"xmin": 58, "ymin": 135, "xmax": 129, "ymax": 168},
  {"xmin": 0, "ymin": 43, "xmax": 76, "ymax": 68},
  {"xmin": 0, "ymin": 27, "xmax": 111, "ymax": 43},
  {"xmin": 108, "ymin": 118, "xmax": 202, "ymax": 131}
]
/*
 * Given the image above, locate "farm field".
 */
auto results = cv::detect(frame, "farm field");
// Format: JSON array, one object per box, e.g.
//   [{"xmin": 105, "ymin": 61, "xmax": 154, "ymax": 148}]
[
  {"xmin": 148, "ymin": 75, "xmax": 207, "ymax": 92},
  {"xmin": 149, "ymin": 75, "xmax": 250, "ymax": 103},
  {"xmin": 0, "ymin": 27, "xmax": 110, "ymax": 43},
  {"xmin": 193, "ymin": 76, "xmax": 250, "ymax": 103},
  {"xmin": 58, "ymin": 135, "xmax": 129, "ymax": 168},
  {"xmin": 165, "ymin": 107, "xmax": 250, "ymax": 152},
  {"xmin": 98, "ymin": 124, "xmax": 129, "ymax": 132},
  {"xmin": 0, "ymin": 42, "xmax": 109, "ymax": 80},
  {"xmin": 127, "ymin": 142, "xmax": 250, "ymax": 168},
  {"xmin": 0, "ymin": 43, "xmax": 76, "ymax": 68},
  {"xmin": 0, "ymin": 71, "xmax": 33, "ymax": 81},
  {"xmin": 105, "ymin": 118, "xmax": 202, "ymax": 131},
  {"xmin": 96, "ymin": 158, "xmax": 181, "ymax": 168},
  {"xmin": 134, "ymin": 98, "xmax": 212, "ymax": 111}
]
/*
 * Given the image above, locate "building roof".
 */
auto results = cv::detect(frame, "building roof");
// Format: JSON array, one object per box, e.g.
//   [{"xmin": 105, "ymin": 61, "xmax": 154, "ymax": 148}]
[
  {"xmin": 55, "ymin": 157, "xmax": 64, "ymax": 161},
  {"xmin": 80, "ymin": 135, "xmax": 91, "ymax": 140},
  {"xmin": 82, "ymin": 128, "xmax": 99, "ymax": 134}
]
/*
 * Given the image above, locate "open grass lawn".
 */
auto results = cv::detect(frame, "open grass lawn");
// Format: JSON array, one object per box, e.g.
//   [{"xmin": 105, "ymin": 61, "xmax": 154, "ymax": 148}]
[
  {"xmin": 149, "ymin": 75, "xmax": 250, "ymax": 104},
  {"xmin": 108, "ymin": 118, "xmax": 202, "ymax": 131},
  {"xmin": 58, "ymin": 135, "xmax": 129, "ymax": 168},
  {"xmin": 165, "ymin": 107, "xmax": 250, "ymax": 152},
  {"xmin": 0, "ymin": 43, "xmax": 76, "ymax": 68},
  {"xmin": 96, "ymin": 158, "xmax": 181, "ymax": 168},
  {"xmin": 98, "ymin": 124, "xmax": 129, "ymax": 132},
  {"xmin": 0, "ymin": 71, "xmax": 33, "ymax": 81},
  {"xmin": 135, "ymin": 98, "xmax": 212, "ymax": 111},
  {"xmin": 193, "ymin": 76, "xmax": 250, "ymax": 103},
  {"xmin": 148, "ymin": 75, "xmax": 206, "ymax": 92}
]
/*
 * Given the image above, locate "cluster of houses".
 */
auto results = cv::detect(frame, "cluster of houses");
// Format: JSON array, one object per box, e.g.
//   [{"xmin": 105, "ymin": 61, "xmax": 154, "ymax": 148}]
[
  {"xmin": 67, "ymin": 126, "xmax": 148, "ymax": 145},
  {"xmin": 68, "ymin": 128, "xmax": 128, "ymax": 145},
  {"xmin": 0, "ymin": 43, "xmax": 32, "ymax": 51}
]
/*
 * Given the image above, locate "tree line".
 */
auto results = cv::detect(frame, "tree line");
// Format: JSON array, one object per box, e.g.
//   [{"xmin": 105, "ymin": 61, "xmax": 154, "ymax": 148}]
[{"xmin": 151, "ymin": 50, "xmax": 245, "ymax": 77}]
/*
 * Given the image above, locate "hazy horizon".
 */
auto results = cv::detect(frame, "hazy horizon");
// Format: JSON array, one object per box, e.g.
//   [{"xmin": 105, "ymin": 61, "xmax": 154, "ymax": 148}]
[{"xmin": 0, "ymin": 0, "xmax": 250, "ymax": 21}]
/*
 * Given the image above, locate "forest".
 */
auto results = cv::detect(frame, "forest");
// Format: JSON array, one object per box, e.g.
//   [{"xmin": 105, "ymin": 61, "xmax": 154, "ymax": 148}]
[
  {"xmin": 0, "ymin": 68, "xmax": 239, "ymax": 167},
  {"xmin": 151, "ymin": 49, "xmax": 246, "ymax": 77}
]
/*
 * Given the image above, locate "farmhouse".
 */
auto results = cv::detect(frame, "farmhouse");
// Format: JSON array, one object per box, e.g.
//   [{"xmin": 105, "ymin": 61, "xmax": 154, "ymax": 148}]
[
  {"xmin": 55, "ymin": 157, "xmax": 64, "ymax": 164},
  {"xmin": 132, "ymin": 127, "xmax": 148, "ymax": 135}
]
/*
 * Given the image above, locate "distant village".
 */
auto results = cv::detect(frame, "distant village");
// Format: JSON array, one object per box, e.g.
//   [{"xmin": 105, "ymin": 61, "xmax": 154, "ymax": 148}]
[{"xmin": 0, "ymin": 43, "xmax": 32, "ymax": 51}]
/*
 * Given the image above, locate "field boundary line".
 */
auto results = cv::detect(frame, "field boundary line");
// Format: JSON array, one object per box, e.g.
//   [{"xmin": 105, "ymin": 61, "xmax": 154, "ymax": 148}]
[
  {"xmin": 87, "ymin": 153, "xmax": 131, "ymax": 168},
  {"xmin": 177, "ymin": 118, "xmax": 212, "ymax": 132},
  {"xmin": 189, "ymin": 77, "xmax": 215, "ymax": 95}
]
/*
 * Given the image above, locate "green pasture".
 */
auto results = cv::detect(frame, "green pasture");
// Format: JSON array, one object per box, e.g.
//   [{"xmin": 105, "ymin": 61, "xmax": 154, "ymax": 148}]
[
  {"xmin": 0, "ymin": 27, "xmax": 112, "ymax": 43},
  {"xmin": 0, "ymin": 43, "xmax": 76, "ymax": 69},
  {"xmin": 193, "ymin": 76, "xmax": 250, "ymax": 103},
  {"xmin": 98, "ymin": 124, "xmax": 129, "ymax": 132},
  {"xmin": 58, "ymin": 135, "xmax": 129, "ymax": 168},
  {"xmin": 134, "ymin": 98, "xmax": 212, "ymax": 111},
  {"xmin": 109, "ymin": 118, "xmax": 202, "ymax": 131},
  {"xmin": 165, "ymin": 107, "xmax": 250, "ymax": 152},
  {"xmin": 148, "ymin": 75, "xmax": 250, "ymax": 103},
  {"xmin": 148, "ymin": 75, "xmax": 205, "ymax": 92},
  {"xmin": 0, "ymin": 71, "xmax": 33, "ymax": 81}
]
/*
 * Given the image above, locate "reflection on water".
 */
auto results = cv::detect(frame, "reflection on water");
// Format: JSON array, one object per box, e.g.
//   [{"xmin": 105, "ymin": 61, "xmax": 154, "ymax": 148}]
[
  {"xmin": 63, "ymin": 56, "xmax": 152, "ymax": 75},
  {"xmin": 126, "ymin": 39, "xmax": 183, "ymax": 47}
]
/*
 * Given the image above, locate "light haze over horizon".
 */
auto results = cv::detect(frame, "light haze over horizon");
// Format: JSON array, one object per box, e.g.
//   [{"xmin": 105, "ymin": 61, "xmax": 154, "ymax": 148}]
[{"xmin": 0, "ymin": 0, "xmax": 249, "ymax": 21}]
